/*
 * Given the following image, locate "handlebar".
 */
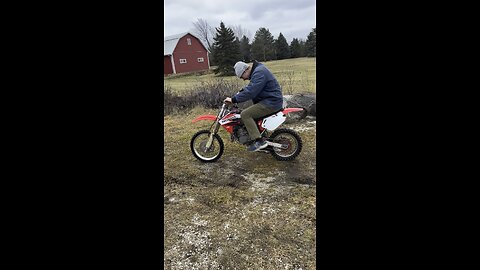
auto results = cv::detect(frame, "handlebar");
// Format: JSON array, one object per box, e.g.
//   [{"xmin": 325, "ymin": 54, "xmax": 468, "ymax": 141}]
[{"xmin": 223, "ymin": 99, "xmax": 237, "ymax": 105}]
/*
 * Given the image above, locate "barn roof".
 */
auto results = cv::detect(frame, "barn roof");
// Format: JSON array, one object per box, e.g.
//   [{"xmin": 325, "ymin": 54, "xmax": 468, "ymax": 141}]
[{"xmin": 164, "ymin": 32, "xmax": 208, "ymax": 56}]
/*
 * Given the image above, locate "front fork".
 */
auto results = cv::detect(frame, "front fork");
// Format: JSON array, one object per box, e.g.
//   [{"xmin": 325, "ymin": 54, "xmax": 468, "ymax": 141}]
[
  {"xmin": 205, "ymin": 122, "xmax": 220, "ymax": 149},
  {"xmin": 205, "ymin": 104, "xmax": 227, "ymax": 150}
]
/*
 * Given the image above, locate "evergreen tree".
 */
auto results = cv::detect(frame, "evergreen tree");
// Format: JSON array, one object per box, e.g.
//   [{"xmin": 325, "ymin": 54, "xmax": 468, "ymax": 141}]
[
  {"xmin": 208, "ymin": 51, "xmax": 216, "ymax": 66},
  {"xmin": 290, "ymin": 38, "xmax": 302, "ymax": 58},
  {"xmin": 272, "ymin": 38, "xmax": 278, "ymax": 61},
  {"xmin": 211, "ymin": 22, "xmax": 242, "ymax": 76},
  {"xmin": 299, "ymin": 39, "xmax": 307, "ymax": 57},
  {"xmin": 305, "ymin": 27, "xmax": 316, "ymax": 57},
  {"xmin": 251, "ymin": 27, "xmax": 276, "ymax": 61},
  {"xmin": 275, "ymin": 33, "xmax": 291, "ymax": 60},
  {"xmin": 234, "ymin": 37, "xmax": 241, "ymax": 56},
  {"xmin": 239, "ymin": 35, "xmax": 252, "ymax": 62}
]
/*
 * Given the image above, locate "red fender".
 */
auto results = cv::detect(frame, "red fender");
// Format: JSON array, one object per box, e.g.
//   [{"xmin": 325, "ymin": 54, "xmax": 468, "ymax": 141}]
[
  {"xmin": 192, "ymin": 114, "xmax": 217, "ymax": 123},
  {"xmin": 282, "ymin": 108, "xmax": 304, "ymax": 115}
]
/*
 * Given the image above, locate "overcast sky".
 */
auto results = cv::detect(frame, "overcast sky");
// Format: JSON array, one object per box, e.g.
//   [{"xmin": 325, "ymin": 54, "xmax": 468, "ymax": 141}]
[{"xmin": 164, "ymin": 0, "xmax": 316, "ymax": 43}]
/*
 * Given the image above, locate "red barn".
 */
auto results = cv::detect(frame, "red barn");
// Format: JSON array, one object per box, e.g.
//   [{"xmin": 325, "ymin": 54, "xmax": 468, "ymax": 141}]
[{"xmin": 164, "ymin": 32, "xmax": 210, "ymax": 75}]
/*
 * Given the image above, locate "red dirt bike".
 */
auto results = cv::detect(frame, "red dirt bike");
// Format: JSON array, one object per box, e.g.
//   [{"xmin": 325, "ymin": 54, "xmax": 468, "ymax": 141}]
[{"xmin": 190, "ymin": 102, "xmax": 304, "ymax": 162}]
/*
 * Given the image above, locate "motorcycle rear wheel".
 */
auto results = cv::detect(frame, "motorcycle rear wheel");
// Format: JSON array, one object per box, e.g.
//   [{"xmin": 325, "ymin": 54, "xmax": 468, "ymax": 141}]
[
  {"xmin": 268, "ymin": 128, "xmax": 302, "ymax": 161},
  {"xmin": 190, "ymin": 130, "xmax": 224, "ymax": 162}
]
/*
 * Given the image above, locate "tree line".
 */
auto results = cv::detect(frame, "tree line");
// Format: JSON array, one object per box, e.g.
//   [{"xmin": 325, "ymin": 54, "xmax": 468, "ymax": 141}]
[{"xmin": 192, "ymin": 19, "xmax": 316, "ymax": 76}]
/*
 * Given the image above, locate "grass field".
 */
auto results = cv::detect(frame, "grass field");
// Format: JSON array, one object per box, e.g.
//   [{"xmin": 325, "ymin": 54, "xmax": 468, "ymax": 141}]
[{"xmin": 164, "ymin": 57, "xmax": 316, "ymax": 95}]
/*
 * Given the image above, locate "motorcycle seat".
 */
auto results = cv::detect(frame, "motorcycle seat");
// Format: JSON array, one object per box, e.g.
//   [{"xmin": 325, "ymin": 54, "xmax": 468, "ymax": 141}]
[{"xmin": 253, "ymin": 108, "xmax": 284, "ymax": 121}]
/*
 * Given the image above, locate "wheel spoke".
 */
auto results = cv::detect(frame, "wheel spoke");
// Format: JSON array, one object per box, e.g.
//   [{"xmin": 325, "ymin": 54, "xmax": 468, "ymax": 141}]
[
  {"xmin": 273, "ymin": 134, "xmax": 297, "ymax": 157},
  {"xmin": 268, "ymin": 128, "xmax": 302, "ymax": 160}
]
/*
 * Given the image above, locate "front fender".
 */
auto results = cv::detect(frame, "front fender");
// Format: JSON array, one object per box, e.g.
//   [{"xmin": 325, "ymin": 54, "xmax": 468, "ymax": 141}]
[{"xmin": 192, "ymin": 115, "xmax": 217, "ymax": 123}]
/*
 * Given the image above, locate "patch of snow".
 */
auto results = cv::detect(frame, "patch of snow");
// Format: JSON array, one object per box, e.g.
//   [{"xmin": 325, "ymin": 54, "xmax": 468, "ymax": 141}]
[
  {"xmin": 192, "ymin": 214, "xmax": 208, "ymax": 226},
  {"xmin": 165, "ymin": 219, "xmax": 219, "ymax": 270}
]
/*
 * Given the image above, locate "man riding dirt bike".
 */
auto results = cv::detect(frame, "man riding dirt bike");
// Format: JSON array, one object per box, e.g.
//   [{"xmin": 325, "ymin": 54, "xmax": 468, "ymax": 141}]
[
  {"xmin": 190, "ymin": 60, "xmax": 303, "ymax": 162},
  {"xmin": 224, "ymin": 60, "xmax": 284, "ymax": 152},
  {"xmin": 190, "ymin": 102, "xmax": 303, "ymax": 162}
]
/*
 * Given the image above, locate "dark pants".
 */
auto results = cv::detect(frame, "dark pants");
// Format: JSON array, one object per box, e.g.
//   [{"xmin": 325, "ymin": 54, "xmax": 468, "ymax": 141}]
[{"xmin": 240, "ymin": 103, "xmax": 278, "ymax": 141}]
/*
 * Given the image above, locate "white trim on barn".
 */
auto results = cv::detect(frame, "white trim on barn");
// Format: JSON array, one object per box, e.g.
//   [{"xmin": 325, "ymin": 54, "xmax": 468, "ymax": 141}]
[
  {"xmin": 207, "ymin": 53, "xmax": 210, "ymax": 69},
  {"xmin": 170, "ymin": 54, "xmax": 176, "ymax": 74}
]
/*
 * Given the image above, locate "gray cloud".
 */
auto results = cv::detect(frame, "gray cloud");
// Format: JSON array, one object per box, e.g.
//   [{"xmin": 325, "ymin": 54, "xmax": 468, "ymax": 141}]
[{"xmin": 164, "ymin": 0, "xmax": 315, "ymax": 43}]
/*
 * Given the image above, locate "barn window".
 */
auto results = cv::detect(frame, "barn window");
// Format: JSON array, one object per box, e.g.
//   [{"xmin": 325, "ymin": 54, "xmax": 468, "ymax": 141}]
[
  {"xmin": 180, "ymin": 59, "xmax": 187, "ymax": 64},
  {"xmin": 197, "ymin": 58, "xmax": 204, "ymax": 63},
  {"xmin": 187, "ymin": 38, "xmax": 191, "ymax": 45}
]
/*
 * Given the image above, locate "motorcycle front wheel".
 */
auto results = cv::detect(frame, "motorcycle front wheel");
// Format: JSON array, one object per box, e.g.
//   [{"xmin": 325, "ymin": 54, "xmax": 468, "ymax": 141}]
[
  {"xmin": 190, "ymin": 130, "xmax": 224, "ymax": 162},
  {"xmin": 268, "ymin": 128, "xmax": 303, "ymax": 161}
]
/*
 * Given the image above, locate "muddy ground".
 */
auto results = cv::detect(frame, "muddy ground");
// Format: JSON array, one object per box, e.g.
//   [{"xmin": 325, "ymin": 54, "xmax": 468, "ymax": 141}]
[{"xmin": 164, "ymin": 115, "xmax": 317, "ymax": 269}]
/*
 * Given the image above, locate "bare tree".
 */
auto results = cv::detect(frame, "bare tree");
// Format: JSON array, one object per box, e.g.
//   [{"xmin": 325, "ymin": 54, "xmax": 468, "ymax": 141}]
[
  {"xmin": 192, "ymin": 18, "xmax": 215, "ymax": 52},
  {"xmin": 229, "ymin": 24, "xmax": 252, "ymax": 40}
]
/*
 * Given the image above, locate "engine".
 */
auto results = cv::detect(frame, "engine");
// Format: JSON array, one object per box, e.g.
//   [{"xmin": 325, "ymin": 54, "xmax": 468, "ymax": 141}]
[{"xmin": 233, "ymin": 125, "xmax": 250, "ymax": 145}]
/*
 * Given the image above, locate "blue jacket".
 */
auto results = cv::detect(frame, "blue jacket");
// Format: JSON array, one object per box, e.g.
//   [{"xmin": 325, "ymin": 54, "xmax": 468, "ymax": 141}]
[{"xmin": 232, "ymin": 61, "xmax": 283, "ymax": 110}]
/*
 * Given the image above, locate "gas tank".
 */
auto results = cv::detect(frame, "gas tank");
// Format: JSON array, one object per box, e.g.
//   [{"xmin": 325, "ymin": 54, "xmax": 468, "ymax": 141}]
[{"xmin": 261, "ymin": 112, "xmax": 286, "ymax": 131}]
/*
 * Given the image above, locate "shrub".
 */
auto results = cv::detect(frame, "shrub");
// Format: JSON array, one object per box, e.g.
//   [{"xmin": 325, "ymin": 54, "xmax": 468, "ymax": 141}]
[{"xmin": 164, "ymin": 79, "xmax": 243, "ymax": 115}]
